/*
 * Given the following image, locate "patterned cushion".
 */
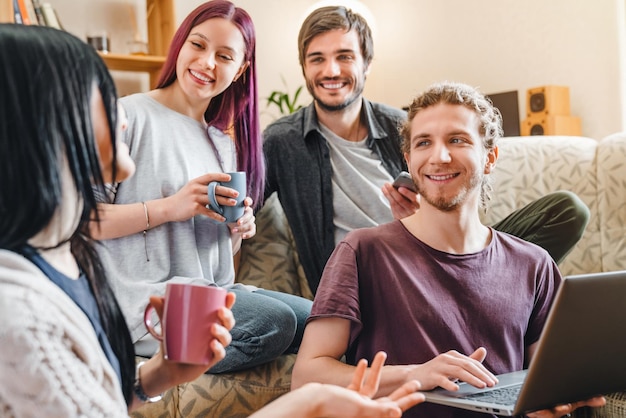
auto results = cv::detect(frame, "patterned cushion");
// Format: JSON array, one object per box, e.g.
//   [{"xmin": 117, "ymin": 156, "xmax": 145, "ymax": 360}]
[
  {"xmin": 596, "ymin": 133, "xmax": 626, "ymax": 272},
  {"xmin": 238, "ymin": 192, "xmax": 314, "ymax": 300},
  {"xmin": 130, "ymin": 354, "xmax": 296, "ymax": 418},
  {"xmin": 481, "ymin": 135, "xmax": 600, "ymax": 275}
]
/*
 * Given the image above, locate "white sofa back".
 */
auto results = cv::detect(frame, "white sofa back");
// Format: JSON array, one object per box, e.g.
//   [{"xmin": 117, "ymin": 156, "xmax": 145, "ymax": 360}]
[
  {"xmin": 239, "ymin": 133, "xmax": 626, "ymax": 296},
  {"xmin": 483, "ymin": 134, "xmax": 626, "ymax": 276}
]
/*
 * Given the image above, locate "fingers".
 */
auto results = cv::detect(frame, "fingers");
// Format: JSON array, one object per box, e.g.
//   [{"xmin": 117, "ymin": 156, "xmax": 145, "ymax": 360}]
[
  {"xmin": 228, "ymin": 206, "xmax": 256, "ymax": 238},
  {"xmin": 583, "ymin": 396, "xmax": 607, "ymax": 408},
  {"xmin": 196, "ymin": 172, "xmax": 231, "ymax": 184},
  {"xmin": 210, "ymin": 296, "xmax": 235, "ymax": 353},
  {"xmin": 359, "ymin": 351, "xmax": 387, "ymax": 397},
  {"xmin": 210, "ymin": 186, "xmax": 240, "ymax": 205},
  {"xmin": 528, "ymin": 397, "xmax": 607, "ymax": 418},
  {"xmin": 216, "ymin": 292, "xmax": 236, "ymax": 330},
  {"xmin": 469, "ymin": 347, "xmax": 488, "ymax": 363},
  {"xmin": 453, "ymin": 348, "xmax": 496, "ymax": 387},
  {"xmin": 346, "ymin": 358, "xmax": 369, "ymax": 392},
  {"xmin": 224, "ymin": 292, "xmax": 236, "ymax": 309},
  {"xmin": 208, "ymin": 336, "xmax": 227, "ymax": 365},
  {"xmin": 388, "ymin": 380, "xmax": 425, "ymax": 412},
  {"xmin": 210, "ymin": 322, "xmax": 232, "ymax": 349},
  {"xmin": 382, "ymin": 183, "xmax": 420, "ymax": 219},
  {"xmin": 396, "ymin": 186, "xmax": 419, "ymax": 204},
  {"xmin": 418, "ymin": 349, "xmax": 497, "ymax": 391}
]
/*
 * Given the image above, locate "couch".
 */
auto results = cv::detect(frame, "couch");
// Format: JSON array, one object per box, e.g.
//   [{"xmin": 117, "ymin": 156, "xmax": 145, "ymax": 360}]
[
  {"xmin": 130, "ymin": 193, "xmax": 308, "ymax": 418},
  {"xmin": 131, "ymin": 132, "xmax": 626, "ymax": 418}
]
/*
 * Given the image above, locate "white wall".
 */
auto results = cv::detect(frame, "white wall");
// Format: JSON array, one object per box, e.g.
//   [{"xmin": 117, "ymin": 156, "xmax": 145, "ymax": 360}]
[{"xmin": 54, "ymin": 0, "xmax": 625, "ymax": 139}]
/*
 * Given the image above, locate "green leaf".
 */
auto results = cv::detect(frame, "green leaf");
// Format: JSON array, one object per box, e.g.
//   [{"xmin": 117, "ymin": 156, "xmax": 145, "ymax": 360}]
[{"xmin": 265, "ymin": 77, "xmax": 304, "ymax": 115}]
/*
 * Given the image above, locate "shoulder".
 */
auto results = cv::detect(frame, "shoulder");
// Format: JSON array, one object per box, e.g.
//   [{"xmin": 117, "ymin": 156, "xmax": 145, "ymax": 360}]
[
  {"xmin": 119, "ymin": 92, "xmax": 150, "ymax": 110},
  {"xmin": 119, "ymin": 93, "xmax": 156, "ymax": 127},
  {"xmin": 263, "ymin": 106, "xmax": 308, "ymax": 142},
  {"xmin": 492, "ymin": 229, "xmax": 554, "ymax": 263},
  {"xmin": 365, "ymin": 100, "xmax": 407, "ymax": 123},
  {"xmin": 342, "ymin": 221, "xmax": 404, "ymax": 249}
]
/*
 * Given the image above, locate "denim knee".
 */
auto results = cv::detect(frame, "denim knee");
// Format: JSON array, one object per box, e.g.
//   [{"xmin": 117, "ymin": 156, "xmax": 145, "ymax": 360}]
[{"xmin": 209, "ymin": 288, "xmax": 297, "ymax": 373}]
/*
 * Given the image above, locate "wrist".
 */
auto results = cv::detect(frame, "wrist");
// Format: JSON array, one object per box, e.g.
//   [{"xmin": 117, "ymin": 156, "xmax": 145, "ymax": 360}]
[{"xmin": 134, "ymin": 360, "xmax": 163, "ymax": 403}]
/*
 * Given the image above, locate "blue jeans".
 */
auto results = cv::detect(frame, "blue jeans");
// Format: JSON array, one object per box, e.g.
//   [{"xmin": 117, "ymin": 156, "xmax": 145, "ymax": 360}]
[{"xmin": 209, "ymin": 287, "xmax": 312, "ymax": 374}]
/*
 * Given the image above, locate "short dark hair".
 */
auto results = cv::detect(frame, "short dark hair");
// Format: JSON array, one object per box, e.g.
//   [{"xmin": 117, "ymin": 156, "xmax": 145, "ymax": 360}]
[{"xmin": 298, "ymin": 5, "xmax": 374, "ymax": 68}]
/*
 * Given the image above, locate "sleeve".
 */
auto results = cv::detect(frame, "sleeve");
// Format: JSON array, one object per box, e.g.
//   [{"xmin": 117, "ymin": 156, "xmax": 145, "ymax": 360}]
[
  {"xmin": 262, "ymin": 128, "xmax": 279, "ymax": 200},
  {"xmin": 525, "ymin": 258, "xmax": 563, "ymax": 347},
  {"xmin": 0, "ymin": 285, "xmax": 128, "ymax": 418},
  {"xmin": 309, "ymin": 241, "xmax": 362, "ymax": 329}
]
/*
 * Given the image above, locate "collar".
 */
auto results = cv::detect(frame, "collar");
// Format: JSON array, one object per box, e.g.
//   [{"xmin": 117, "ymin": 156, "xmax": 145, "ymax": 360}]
[{"xmin": 303, "ymin": 98, "xmax": 389, "ymax": 146}]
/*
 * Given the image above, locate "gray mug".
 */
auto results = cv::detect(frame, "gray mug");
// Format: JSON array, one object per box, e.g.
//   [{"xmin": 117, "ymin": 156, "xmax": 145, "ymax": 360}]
[{"xmin": 207, "ymin": 171, "xmax": 246, "ymax": 223}]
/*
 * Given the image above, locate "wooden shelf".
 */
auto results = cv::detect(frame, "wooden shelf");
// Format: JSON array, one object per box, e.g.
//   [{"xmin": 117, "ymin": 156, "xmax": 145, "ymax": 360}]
[
  {"xmin": 99, "ymin": 53, "xmax": 166, "ymax": 89},
  {"xmin": 98, "ymin": 52, "xmax": 164, "ymax": 72},
  {"xmin": 99, "ymin": 0, "xmax": 174, "ymax": 91}
]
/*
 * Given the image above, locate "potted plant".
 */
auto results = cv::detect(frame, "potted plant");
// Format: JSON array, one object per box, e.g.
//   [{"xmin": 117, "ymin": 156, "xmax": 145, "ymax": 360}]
[{"xmin": 266, "ymin": 76, "xmax": 304, "ymax": 116}]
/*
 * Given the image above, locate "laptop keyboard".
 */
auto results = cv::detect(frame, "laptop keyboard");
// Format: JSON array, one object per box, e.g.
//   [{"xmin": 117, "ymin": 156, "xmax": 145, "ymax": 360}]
[{"xmin": 460, "ymin": 384, "xmax": 522, "ymax": 405}]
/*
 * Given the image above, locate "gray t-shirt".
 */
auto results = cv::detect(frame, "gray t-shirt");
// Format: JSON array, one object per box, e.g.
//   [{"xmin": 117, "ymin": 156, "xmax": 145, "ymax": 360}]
[
  {"xmin": 98, "ymin": 93, "xmax": 237, "ymax": 341},
  {"xmin": 319, "ymin": 123, "xmax": 394, "ymax": 245}
]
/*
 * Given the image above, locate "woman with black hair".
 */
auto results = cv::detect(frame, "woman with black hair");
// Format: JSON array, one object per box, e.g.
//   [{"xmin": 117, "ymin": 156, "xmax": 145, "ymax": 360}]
[{"xmin": 0, "ymin": 23, "xmax": 235, "ymax": 415}]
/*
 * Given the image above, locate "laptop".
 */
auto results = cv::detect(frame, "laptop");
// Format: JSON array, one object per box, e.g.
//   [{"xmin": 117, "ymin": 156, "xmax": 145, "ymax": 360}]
[{"xmin": 423, "ymin": 270, "xmax": 626, "ymax": 416}]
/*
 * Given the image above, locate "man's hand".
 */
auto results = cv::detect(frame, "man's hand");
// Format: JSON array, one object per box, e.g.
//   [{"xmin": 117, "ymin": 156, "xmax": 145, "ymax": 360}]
[
  {"xmin": 405, "ymin": 347, "xmax": 498, "ymax": 391},
  {"xmin": 525, "ymin": 396, "xmax": 606, "ymax": 418},
  {"xmin": 382, "ymin": 182, "xmax": 420, "ymax": 220}
]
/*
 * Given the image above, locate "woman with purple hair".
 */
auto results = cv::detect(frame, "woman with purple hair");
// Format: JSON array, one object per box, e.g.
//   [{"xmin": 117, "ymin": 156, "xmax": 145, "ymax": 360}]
[{"xmin": 92, "ymin": 0, "xmax": 312, "ymax": 373}]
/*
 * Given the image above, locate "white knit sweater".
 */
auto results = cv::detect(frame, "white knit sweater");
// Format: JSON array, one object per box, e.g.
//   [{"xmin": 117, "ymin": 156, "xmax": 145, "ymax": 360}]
[{"xmin": 0, "ymin": 250, "xmax": 128, "ymax": 417}]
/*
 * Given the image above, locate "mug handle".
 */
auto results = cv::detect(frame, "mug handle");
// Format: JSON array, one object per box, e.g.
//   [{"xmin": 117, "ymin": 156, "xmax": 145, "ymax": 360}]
[
  {"xmin": 144, "ymin": 303, "xmax": 164, "ymax": 341},
  {"xmin": 207, "ymin": 182, "xmax": 224, "ymax": 215}
]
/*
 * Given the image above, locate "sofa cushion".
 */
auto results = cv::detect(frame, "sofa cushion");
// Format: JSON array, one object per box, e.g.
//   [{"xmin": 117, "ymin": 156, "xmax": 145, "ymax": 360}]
[
  {"xmin": 482, "ymin": 135, "xmax": 600, "ymax": 275},
  {"xmin": 238, "ymin": 193, "xmax": 313, "ymax": 299},
  {"xmin": 130, "ymin": 354, "xmax": 296, "ymax": 418},
  {"xmin": 596, "ymin": 132, "xmax": 626, "ymax": 272}
]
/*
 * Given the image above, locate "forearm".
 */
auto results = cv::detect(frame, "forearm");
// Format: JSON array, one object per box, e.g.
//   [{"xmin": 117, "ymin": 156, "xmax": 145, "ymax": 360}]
[
  {"xmin": 292, "ymin": 356, "xmax": 357, "ymax": 390},
  {"xmin": 293, "ymin": 357, "xmax": 416, "ymax": 398},
  {"xmin": 90, "ymin": 199, "xmax": 171, "ymax": 240}
]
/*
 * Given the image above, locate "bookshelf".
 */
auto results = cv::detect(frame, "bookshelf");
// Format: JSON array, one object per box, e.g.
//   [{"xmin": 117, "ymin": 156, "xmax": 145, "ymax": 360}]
[
  {"xmin": 99, "ymin": 0, "xmax": 175, "ymax": 88},
  {"xmin": 0, "ymin": 0, "xmax": 174, "ymax": 88}
]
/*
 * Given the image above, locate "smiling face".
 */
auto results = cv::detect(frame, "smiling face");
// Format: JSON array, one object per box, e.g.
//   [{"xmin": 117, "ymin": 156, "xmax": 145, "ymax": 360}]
[
  {"xmin": 175, "ymin": 17, "xmax": 249, "ymax": 104},
  {"xmin": 302, "ymin": 28, "xmax": 369, "ymax": 112},
  {"xmin": 404, "ymin": 103, "xmax": 497, "ymax": 212}
]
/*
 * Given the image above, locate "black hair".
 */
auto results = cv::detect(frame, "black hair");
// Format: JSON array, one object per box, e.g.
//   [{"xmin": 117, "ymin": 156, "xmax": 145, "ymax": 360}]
[{"xmin": 0, "ymin": 23, "xmax": 135, "ymax": 405}]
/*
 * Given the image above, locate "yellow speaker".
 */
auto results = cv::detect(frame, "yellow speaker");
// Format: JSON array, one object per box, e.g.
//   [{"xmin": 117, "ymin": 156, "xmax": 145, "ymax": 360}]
[
  {"xmin": 521, "ymin": 115, "xmax": 582, "ymax": 136},
  {"xmin": 526, "ymin": 85, "xmax": 571, "ymax": 117}
]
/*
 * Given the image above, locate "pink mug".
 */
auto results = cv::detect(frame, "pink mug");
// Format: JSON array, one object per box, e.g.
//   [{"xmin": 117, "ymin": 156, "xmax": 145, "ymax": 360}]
[{"xmin": 144, "ymin": 283, "xmax": 227, "ymax": 365}]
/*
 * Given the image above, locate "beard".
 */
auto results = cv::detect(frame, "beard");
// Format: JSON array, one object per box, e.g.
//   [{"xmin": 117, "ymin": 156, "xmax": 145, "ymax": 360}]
[
  {"xmin": 306, "ymin": 77, "xmax": 365, "ymax": 112},
  {"xmin": 415, "ymin": 170, "xmax": 483, "ymax": 212}
]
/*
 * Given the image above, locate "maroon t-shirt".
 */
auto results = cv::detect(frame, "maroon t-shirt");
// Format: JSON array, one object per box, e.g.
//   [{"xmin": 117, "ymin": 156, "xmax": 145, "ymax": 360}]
[{"xmin": 310, "ymin": 220, "xmax": 561, "ymax": 418}]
